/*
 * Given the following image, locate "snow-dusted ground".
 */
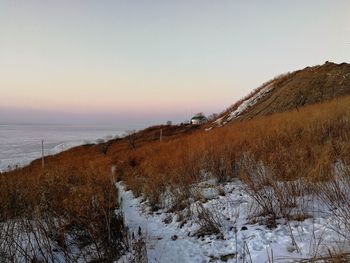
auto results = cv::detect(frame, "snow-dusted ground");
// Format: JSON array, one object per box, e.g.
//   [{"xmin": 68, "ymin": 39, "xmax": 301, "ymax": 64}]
[
  {"xmin": 117, "ymin": 179, "xmax": 349, "ymax": 263},
  {"xmin": 226, "ymin": 83, "xmax": 274, "ymax": 122},
  {"xmin": 117, "ymin": 182, "xmax": 211, "ymax": 263},
  {"xmin": 213, "ymin": 82, "xmax": 275, "ymax": 128}
]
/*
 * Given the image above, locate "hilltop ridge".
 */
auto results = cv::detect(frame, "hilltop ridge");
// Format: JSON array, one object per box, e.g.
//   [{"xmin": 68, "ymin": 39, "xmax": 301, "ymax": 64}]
[{"xmin": 211, "ymin": 61, "xmax": 350, "ymax": 127}]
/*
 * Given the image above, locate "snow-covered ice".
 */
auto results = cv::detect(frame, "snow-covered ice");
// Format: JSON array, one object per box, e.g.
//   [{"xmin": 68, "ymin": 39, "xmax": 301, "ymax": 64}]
[{"xmin": 0, "ymin": 123, "xmax": 124, "ymax": 172}]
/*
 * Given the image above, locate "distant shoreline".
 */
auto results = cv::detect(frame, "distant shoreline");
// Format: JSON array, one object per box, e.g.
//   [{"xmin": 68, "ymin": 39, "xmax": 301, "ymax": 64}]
[{"xmin": 0, "ymin": 124, "xmax": 126, "ymax": 172}]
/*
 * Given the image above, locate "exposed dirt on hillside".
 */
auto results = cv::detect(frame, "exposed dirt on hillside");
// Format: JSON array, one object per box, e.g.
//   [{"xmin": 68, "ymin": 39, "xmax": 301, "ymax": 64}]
[{"xmin": 212, "ymin": 61, "xmax": 350, "ymax": 126}]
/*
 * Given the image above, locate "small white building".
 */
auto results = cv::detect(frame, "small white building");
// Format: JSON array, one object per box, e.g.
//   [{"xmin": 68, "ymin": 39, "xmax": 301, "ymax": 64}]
[{"xmin": 191, "ymin": 115, "xmax": 208, "ymax": 125}]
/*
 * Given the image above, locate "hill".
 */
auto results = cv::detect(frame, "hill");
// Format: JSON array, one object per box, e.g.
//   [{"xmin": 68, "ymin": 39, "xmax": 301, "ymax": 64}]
[
  {"xmin": 212, "ymin": 61, "xmax": 350, "ymax": 127},
  {"xmin": 2, "ymin": 61, "xmax": 350, "ymax": 262}
]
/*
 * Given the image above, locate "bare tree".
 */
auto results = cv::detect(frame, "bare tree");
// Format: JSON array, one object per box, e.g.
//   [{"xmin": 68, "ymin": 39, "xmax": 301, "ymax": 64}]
[
  {"xmin": 126, "ymin": 130, "xmax": 137, "ymax": 149},
  {"xmin": 207, "ymin": 113, "xmax": 218, "ymax": 121}
]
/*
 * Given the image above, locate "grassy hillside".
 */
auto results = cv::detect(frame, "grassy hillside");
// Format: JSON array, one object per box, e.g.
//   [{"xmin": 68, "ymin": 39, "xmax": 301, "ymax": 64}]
[
  {"xmin": 212, "ymin": 61, "xmax": 350, "ymax": 126},
  {"xmin": 2, "ymin": 78, "xmax": 350, "ymax": 220},
  {"xmin": 5, "ymin": 92, "xmax": 348, "ymax": 214},
  {"xmin": 115, "ymin": 95, "xmax": 350, "ymax": 210},
  {"xmin": 1, "ymin": 63, "xmax": 350, "ymax": 261}
]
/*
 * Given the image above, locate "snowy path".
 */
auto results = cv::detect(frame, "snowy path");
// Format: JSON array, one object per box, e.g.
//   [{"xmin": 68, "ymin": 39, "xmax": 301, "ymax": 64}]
[
  {"xmin": 116, "ymin": 182, "xmax": 213, "ymax": 263},
  {"xmin": 116, "ymin": 180, "xmax": 348, "ymax": 263}
]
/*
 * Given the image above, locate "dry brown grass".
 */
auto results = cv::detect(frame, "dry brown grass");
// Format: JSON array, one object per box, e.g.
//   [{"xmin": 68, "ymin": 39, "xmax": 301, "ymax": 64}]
[
  {"xmin": 113, "ymin": 95, "xmax": 350, "ymax": 212},
  {"xmin": 3, "ymin": 94, "xmax": 348, "ymax": 214},
  {"xmin": 237, "ymin": 62, "xmax": 350, "ymax": 121},
  {"xmin": 1, "ymin": 93, "xmax": 350, "ymax": 260},
  {"xmin": 0, "ymin": 148, "xmax": 128, "ymax": 261}
]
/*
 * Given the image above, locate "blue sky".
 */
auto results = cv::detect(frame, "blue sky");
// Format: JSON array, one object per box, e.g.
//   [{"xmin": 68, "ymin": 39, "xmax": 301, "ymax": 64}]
[{"xmin": 0, "ymin": 0, "xmax": 349, "ymax": 127}]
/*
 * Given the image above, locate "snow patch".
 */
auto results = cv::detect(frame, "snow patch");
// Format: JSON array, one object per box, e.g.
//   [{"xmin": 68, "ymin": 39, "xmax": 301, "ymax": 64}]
[
  {"xmin": 213, "ymin": 82, "xmax": 275, "ymax": 127},
  {"xmin": 117, "ymin": 179, "xmax": 350, "ymax": 263},
  {"xmin": 227, "ymin": 82, "xmax": 275, "ymax": 122}
]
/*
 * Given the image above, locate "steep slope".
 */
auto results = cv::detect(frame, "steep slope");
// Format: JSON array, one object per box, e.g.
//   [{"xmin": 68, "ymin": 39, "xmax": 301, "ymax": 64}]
[{"xmin": 213, "ymin": 61, "xmax": 350, "ymax": 126}]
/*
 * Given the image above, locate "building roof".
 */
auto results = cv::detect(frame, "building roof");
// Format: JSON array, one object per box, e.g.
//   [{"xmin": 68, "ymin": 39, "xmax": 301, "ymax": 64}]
[{"xmin": 191, "ymin": 115, "xmax": 207, "ymax": 120}]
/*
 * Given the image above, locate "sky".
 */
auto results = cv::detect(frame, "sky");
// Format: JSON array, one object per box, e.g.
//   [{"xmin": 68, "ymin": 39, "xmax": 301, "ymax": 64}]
[{"xmin": 0, "ymin": 0, "xmax": 349, "ymax": 128}]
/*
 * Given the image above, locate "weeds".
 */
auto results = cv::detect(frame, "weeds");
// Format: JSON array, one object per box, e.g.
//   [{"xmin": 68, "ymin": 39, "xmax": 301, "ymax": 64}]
[
  {"xmin": 2, "ymin": 92, "xmax": 350, "ymax": 261},
  {"xmin": 0, "ymin": 164, "xmax": 129, "ymax": 262},
  {"xmin": 317, "ymin": 160, "xmax": 350, "ymax": 238},
  {"xmin": 114, "ymin": 95, "xmax": 350, "ymax": 214},
  {"xmin": 194, "ymin": 203, "xmax": 222, "ymax": 238}
]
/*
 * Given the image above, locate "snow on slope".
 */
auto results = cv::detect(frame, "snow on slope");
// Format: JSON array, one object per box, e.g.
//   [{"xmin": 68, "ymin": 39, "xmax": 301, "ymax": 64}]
[
  {"xmin": 227, "ymin": 83, "xmax": 275, "ymax": 121},
  {"xmin": 214, "ymin": 82, "xmax": 275, "ymax": 127},
  {"xmin": 116, "ymin": 179, "xmax": 348, "ymax": 263}
]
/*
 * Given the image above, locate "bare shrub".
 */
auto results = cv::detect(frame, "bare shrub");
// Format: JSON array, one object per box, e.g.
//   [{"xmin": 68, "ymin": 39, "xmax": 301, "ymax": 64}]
[
  {"xmin": 129, "ymin": 236, "xmax": 148, "ymax": 263},
  {"xmin": 204, "ymin": 143, "xmax": 237, "ymax": 183},
  {"xmin": 239, "ymin": 155, "xmax": 310, "ymax": 226},
  {"xmin": 317, "ymin": 161, "xmax": 350, "ymax": 238},
  {"xmin": 0, "ymin": 165, "xmax": 129, "ymax": 262},
  {"xmin": 126, "ymin": 130, "xmax": 137, "ymax": 149},
  {"xmin": 165, "ymin": 185, "xmax": 192, "ymax": 212},
  {"xmin": 193, "ymin": 203, "xmax": 222, "ymax": 238}
]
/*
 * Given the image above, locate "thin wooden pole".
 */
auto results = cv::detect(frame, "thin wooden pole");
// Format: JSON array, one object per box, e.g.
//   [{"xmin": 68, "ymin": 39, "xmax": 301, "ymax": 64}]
[
  {"xmin": 160, "ymin": 129, "xmax": 163, "ymax": 142},
  {"xmin": 41, "ymin": 140, "xmax": 45, "ymax": 169}
]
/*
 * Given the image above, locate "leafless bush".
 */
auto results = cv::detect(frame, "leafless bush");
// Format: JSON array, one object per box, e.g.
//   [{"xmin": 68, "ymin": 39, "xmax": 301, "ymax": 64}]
[
  {"xmin": 129, "ymin": 237, "xmax": 148, "ymax": 263},
  {"xmin": 0, "ymin": 207, "xmax": 129, "ymax": 262},
  {"xmin": 205, "ymin": 147, "xmax": 237, "ymax": 183},
  {"xmin": 239, "ymin": 155, "xmax": 310, "ymax": 227},
  {"xmin": 126, "ymin": 130, "xmax": 137, "ymax": 149},
  {"xmin": 317, "ymin": 161, "xmax": 350, "ymax": 238},
  {"xmin": 0, "ymin": 166, "xmax": 130, "ymax": 262},
  {"xmin": 165, "ymin": 185, "xmax": 192, "ymax": 212},
  {"xmin": 193, "ymin": 203, "xmax": 222, "ymax": 238}
]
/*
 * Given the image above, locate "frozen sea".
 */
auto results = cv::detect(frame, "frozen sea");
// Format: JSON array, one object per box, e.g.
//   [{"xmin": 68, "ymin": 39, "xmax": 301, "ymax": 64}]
[{"xmin": 0, "ymin": 123, "xmax": 125, "ymax": 172}]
